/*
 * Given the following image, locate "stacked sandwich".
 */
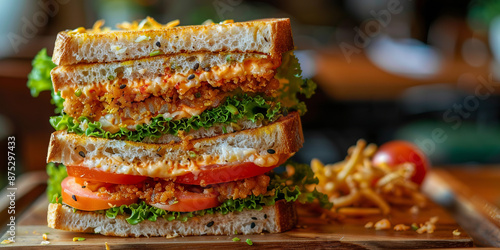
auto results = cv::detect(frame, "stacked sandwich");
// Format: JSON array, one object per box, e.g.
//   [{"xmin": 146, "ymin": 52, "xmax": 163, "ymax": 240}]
[{"xmin": 35, "ymin": 18, "xmax": 323, "ymax": 237}]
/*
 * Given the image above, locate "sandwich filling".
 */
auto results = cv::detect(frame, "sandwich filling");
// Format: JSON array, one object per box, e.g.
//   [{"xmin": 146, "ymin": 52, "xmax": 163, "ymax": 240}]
[{"xmin": 53, "ymin": 53, "xmax": 280, "ymax": 131}]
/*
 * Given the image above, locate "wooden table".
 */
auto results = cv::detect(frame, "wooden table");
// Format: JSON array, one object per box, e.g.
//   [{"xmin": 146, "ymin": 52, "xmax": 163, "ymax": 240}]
[{"xmin": 1, "ymin": 167, "xmax": 499, "ymax": 248}]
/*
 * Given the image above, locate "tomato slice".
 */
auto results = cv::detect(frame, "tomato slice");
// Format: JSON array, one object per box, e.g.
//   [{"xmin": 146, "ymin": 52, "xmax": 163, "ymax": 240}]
[
  {"xmin": 67, "ymin": 165, "xmax": 147, "ymax": 184},
  {"xmin": 148, "ymin": 188, "xmax": 221, "ymax": 212},
  {"xmin": 61, "ymin": 176, "xmax": 137, "ymax": 211},
  {"xmin": 175, "ymin": 162, "xmax": 276, "ymax": 186}
]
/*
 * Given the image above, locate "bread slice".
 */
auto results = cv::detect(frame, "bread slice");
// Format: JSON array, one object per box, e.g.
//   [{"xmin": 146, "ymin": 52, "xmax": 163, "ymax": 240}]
[
  {"xmin": 46, "ymin": 112, "xmax": 303, "ymax": 178},
  {"xmin": 47, "ymin": 200, "xmax": 297, "ymax": 237},
  {"xmin": 51, "ymin": 52, "xmax": 278, "ymax": 92},
  {"xmin": 53, "ymin": 18, "xmax": 294, "ymax": 66}
]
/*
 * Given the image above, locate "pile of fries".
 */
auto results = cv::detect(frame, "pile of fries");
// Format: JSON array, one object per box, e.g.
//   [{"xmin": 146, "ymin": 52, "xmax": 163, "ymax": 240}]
[{"xmin": 310, "ymin": 139, "xmax": 427, "ymax": 216}]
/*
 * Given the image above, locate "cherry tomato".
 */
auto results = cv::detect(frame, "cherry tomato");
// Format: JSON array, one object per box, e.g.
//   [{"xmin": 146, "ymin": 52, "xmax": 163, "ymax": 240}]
[
  {"xmin": 148, "ymin": 188, "xmax": 221, "ymax": 212},
  {"xmin": 66, "ymin": 165, "xmax": 147, "ymax": 184},
  {"xmin": 372, "ymin": 140, "xmax": 430, "ymax": 185},
  {"xmin": 61, "ymin": 176, "xmax": 137, "ymax": 211}
]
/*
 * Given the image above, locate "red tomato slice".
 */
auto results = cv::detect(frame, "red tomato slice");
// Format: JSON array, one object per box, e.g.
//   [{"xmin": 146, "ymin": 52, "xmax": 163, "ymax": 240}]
[
  {"xmin": 148, "ymin": 188, "xmax": 221, "ymax": 212},
  {"xmin": 61, "ymin": 176, "xmax": 137, "ymax": 211},
  {"xmin": 372, "ymin": 140, "xmax": 430, "ymax": 185},
  {"xmin": 67, "ymin": 165, "xmax": 147, "ymax": 184},
  {"xmin": 175, "ymin": 162, "xmax": 276, "ymax": 186}
]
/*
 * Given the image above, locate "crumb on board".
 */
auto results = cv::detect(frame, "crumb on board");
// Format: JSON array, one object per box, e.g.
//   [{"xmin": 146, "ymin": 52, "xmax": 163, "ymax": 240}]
[
  {"xmin": 364, "ymin": 222, "xmax": 374, "ymax": 229},
  {"xmin": 166, "ymin": 233, "xmax": 179, "ymax": 239},
  {"xmin": 246, "ymin": 238, "xmax": 253, "ymax": 246},
  {"xmin": 393, "ymin": 224, "xmax": 410, "ymax": 231},
  {"xmin": 40, "ymin": 241, "xmax": 50, "ymax": 245},
  {"xmin": 42, "ymin": 233, "xmax": 48, "ymax": 241},
  {"xmin": 374, "ymin": 218, "xmax": 391, "ymax": 230},
  {"xmin": 1, "ymin": 239, "xmax": 13, "ymax": 244},
  {"xmin": 416, "ymin": 216, "xmax": 439, "ymax": 234},
  {"xmin": 105, "ymin": 242, "xmax": 110, "ymax": 250},
  {"xmin": 453, "ymin": 229, "xmax": 461, "ymax": 236}
]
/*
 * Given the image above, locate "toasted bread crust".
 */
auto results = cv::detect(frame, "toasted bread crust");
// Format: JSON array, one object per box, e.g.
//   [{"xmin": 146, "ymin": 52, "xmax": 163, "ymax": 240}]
[
  {"xmin": 46, "ymin": 112, "xmax": 303, "ymax": 178},
  {"xmin": 47, "ymin": 200, "xmax": 297, "ymax": 237},
  {"xmin": 53, "ymin": 18, "xmax": 293, "ymax": 66}
]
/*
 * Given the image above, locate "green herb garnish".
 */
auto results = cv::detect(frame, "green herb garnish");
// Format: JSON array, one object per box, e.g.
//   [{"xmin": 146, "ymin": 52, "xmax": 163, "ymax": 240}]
[
  {"xmin": 246, "ymin": 239, "xmax": 253, "ymax": 246},
  {"xmin": 225, "ymin": 104, "xmax": 238, "ymax": 115},
  {"xmin": 150, "ymin": 50, "xmax": 162, "ymax": 56}
]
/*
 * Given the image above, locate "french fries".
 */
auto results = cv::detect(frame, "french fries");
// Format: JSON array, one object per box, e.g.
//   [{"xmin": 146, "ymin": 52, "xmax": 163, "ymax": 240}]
[{"xmin": 312, "ymin": 139, "xmax": 427, "ymax": 216}]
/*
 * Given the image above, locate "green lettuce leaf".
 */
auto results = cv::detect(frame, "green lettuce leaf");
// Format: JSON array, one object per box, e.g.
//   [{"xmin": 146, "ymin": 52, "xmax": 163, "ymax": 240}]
[
  {"xmin": 46, "ymin": 163, "xmax": 67, "ymax": 203},
  {"xmin": 27, "ymin": 48, "xmax": 54, "ymax": 97},
  {"xmin": 270, "ymin": 160, "xmax": 333, "ymax": 210},
  {"xmin": 50, "ymin": 94, "xmax": 285, "ymax": 142},
  {"xmin": 27, "ymin": 48, "xmax": 64, "ymax": 114},
  {"xmin": 275, "ymin": 51, "xmax": 317, "ymax": 115}
]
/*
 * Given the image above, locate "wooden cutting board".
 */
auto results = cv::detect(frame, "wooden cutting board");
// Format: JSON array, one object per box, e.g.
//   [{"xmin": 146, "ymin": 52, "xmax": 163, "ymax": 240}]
[{"xmin": 0, "ymin": 184, "xmax": 472, "ymax": 249}]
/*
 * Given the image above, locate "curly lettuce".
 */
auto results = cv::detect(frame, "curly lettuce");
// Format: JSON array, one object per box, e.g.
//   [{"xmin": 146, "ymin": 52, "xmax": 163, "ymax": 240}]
[
  {"xmin": 27, "ymin": 48, "xmax": 64, "ymax": 114},
  {"xmin": 270, "ymin": 160, "xmax": 332, "ymax": 210},
  {"xmin": 276, "ymin": 51, "xmax": 317, "ymax": 115},
  {"xmin": 50, "ymin": 94, "xmax": 285, "ymax": 142},
  {"xmin": 47, "ymin": 161, "xmax": 332, "ymax": 225}
]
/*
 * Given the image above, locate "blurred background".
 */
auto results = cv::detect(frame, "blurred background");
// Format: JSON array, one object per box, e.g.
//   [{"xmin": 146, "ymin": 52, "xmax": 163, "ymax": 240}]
[{"xmin": 1, "ymin": 0, "xmax": 500, "ymax": 189}]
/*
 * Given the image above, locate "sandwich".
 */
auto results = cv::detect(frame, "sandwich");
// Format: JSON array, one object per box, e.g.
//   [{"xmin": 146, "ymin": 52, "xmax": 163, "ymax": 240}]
[{"xmin": 28, "ymin": 17, "xmax": 330, "ymax": 237}]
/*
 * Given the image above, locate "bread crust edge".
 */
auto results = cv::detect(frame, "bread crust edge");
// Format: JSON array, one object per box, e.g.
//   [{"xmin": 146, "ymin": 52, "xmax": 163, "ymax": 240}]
[
  {"xmin": 47, "ymin": 200, "xmax": 297, "ymax": 237},
  {"xmin": 52, "ymin": 18, "xmax": 294, "ymax": 66}
]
